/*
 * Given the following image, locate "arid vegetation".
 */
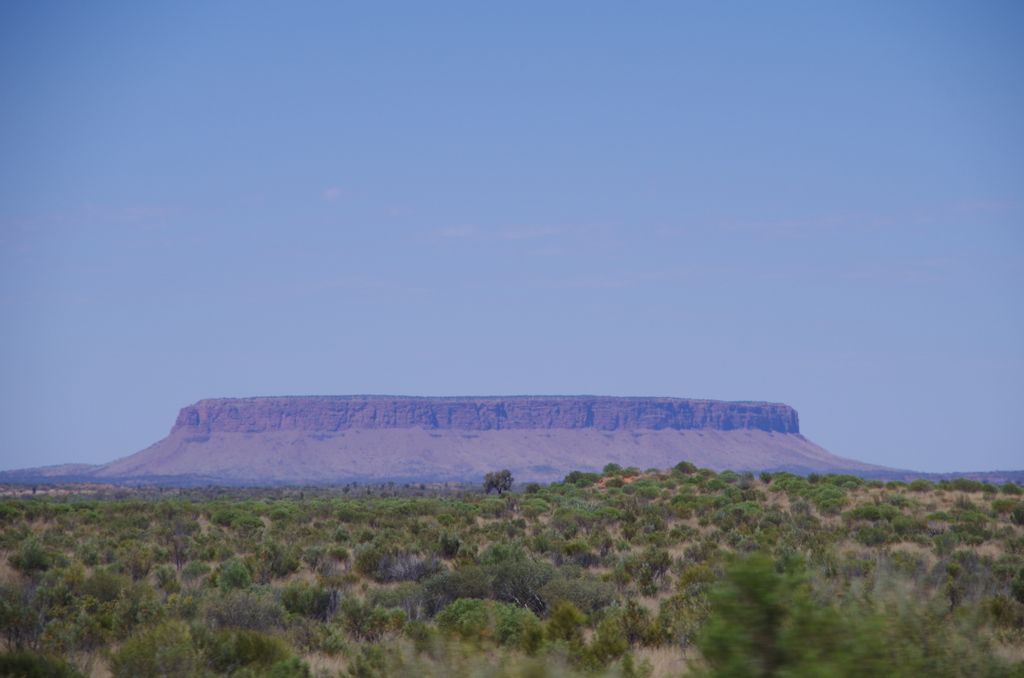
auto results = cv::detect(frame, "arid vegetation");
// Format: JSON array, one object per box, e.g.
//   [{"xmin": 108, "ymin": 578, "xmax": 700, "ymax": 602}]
[{"xmin": 2, "ymin": 463, "xmax": 1024, "ymax": 677}]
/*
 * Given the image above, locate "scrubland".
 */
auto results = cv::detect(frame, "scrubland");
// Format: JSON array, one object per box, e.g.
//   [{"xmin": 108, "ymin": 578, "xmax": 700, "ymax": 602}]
[{"xmin": 2, "ymin": 463, "xmax": 1023, "ymax": 677}]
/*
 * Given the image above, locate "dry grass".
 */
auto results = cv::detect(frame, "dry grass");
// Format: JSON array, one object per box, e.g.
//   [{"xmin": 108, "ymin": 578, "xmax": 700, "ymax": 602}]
[
  {"xmin": 86, "ymin": 656, "xmax": 112, "ymax": 678},
  {"xmin": 636, "ymin": 595, "xmax": 662, "ymax": 614},
  {"xmin": 595, "ymin": 476, "xmax": 638, "ymax": 490},
  {"xmin": 0, "ymin": 552, "xmax": 19, "ymax": 583},
  {"xmin": 303, "ymin": 651, "xmax": 349, "ymax": 677},
  {"xmin": 994, "ymin": 642, "xmax": 1024, "ymax": 665},
  {"xmin": 975, "ymin": 542, "xmax": 1007, "ymax": 559},
  {"xmin": 887, "ymin": 541, "xmax": 936, "ymax": 561},
  {"xmin": 635, "ymin": 645, "xmax": 691, "ymax": 677}
]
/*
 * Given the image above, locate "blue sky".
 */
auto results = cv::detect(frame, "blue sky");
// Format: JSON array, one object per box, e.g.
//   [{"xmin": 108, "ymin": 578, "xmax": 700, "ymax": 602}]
[{"xmin": 1, "ymin": 2, "xmax": 1021, "ymax": 473}]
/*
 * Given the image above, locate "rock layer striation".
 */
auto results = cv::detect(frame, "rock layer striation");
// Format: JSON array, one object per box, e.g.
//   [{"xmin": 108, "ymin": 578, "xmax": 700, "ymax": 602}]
[{"xmin": 173, "ymin": 396, "xmax": 801, "ymax": 436}]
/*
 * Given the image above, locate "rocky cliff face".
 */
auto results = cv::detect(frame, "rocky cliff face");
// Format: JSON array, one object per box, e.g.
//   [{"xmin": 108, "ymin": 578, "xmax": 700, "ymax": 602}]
[{"xmin": 172, "ymin": 396, "xmax": 801, "ymax": 436}]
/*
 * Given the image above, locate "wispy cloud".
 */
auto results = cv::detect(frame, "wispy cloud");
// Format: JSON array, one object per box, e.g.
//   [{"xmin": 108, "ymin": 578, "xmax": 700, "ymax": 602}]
[
  {"xmin": 428, "ymin": 224, "xmax": 585, "ymax": 242},
  {"xmin": 524, "ymin": 267, "xmax": 725, "ymax": 291},
  {"xmin": 284, "ymin": 275, "xmax": 435, "ymax": 300},
  {"xmin": 322, "ymin": 186, "xmax": 344, "ymax": 202},
  {"xmin": 529, "ymin": 275, "xmax": 634, "ymax": 290},
  {"xmin": 1, "ymin": 204, "xmax": 172, "ymax": 254},
  {"xmin": 432, "ymin": 225, "xmax": 478, "ymax": 239},
  {"xmin": 655, "ymin": 200, "xmax": 1020, "ymax": 242},
  {"xmin": 529, "ymin": 246, "xmax": 566, "ymax": 257},
  {"xmin": 838, "ymin": 258, "xmax": 954, "ymax": 284},
  {"xmin": 497, "ymin": 226, "xmax": 562, "ymax": 241}
]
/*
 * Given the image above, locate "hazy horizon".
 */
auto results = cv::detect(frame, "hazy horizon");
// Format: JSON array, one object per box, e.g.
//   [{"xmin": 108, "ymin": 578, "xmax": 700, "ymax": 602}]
[{"xmin": 2, "ymin": 2, "xmax": 1022, "ymax": 473}]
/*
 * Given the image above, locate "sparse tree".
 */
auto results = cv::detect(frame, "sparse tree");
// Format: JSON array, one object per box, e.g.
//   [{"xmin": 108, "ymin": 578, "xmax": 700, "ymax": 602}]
[{"xmin": 484, "ymin": 469, "xmax": 514, "ymax": 495}]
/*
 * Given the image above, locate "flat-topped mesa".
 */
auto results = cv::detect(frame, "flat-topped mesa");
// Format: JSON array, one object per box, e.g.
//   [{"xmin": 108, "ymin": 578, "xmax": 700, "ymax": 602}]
[
  {"xmin": 172, "ymin": 396, "xmax": 800, "ymax": 435},
  {"xmin": 26, "ymin": 393, "xmax": 876, "ymax": 485}
]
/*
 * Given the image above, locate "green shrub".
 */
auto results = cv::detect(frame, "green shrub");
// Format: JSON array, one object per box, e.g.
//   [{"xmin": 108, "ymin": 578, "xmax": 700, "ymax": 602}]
[
  {"xmin": 10, "ymin": 540, "xmax": 52, "ymax": 575},
  {"xmin": 0, "ymin": 651, "xmax": 84, "ymax": 677},
  {"xmin": 546, "ymin": 600, "xmax": 586, "ymax": 644},
  {"xmin": 825, "ymin": 474, "xmax": 865, "ymax": 489},
  {"xmin": 697, "ymin": 554, "xmax": 841, "ymax": 676},
  {"xmin": 205, "ymin": 590, "xmax": 284, "ymax": 631},
  {"xmin": 422, "ymin": 566, "xmax": 490, "ymax": 615},
  {"xmin": 202, "ymin": 628, "xmax": 291, "ymax": 673},
  {"xmin": 265, "ymin": 657, "xmax": 313, "ymax": 677},
  {"xmin": 217, "ymin": 559, "xmax": 252, "ymax": 592},
  {"xmin": 656, "ymin": 591, "xmax": 710, "ymax": 651},
  {"xmin": 696, "ymin": 552, "xmax": 1021, "ymax": 677},
  {"xmin": 673, "ymin": 461, "xmax": 698, "ymax": 476},
  {"xmin": 564, "ymin": 471, "xmax": 601, "ymax": 487},
  {"xmin": 110, "ymin": 621, "xmax": 198, "ymax": 678},
  {"xmin": 855, "ymin": 524, "xmax": 893, "ymax": 546},
  {"xmin": 338, "ymin": 597, "xmax": 405, "ymax": 641},
  {"xmin": 438, "ymin": 533, "xmax": 461, "ymax": 559},
  {"xmin": 210, "ymin": 508, "xmax": 237, "ymax": 527},
  {"xmin": 81, "ymin": 568, "xmax": 130, "ymax": 603},
  {"xmin": 181, "ymin": 561, "xmax": 210, "ymax": 585},
  {"xmin": 943, "ymin": 478, "xmax": 986, "ymax": 493},
  {"xmin": 846, "ymin": 504, "xmax": 899, "ymax": 523},
  {"xmin": 256, "ymin": 541, "xmax": 300, "ymax": 581},
  {"xmin": 1012, "ymin": 568, "xmax": 1024, "ymax": 605},
  {"xmin": 811, "ymin": 487, "xmax": 847, "ymax": 515},
  {"xmin": 487, "ymin": 556, "xmax": 556, "ymax": 615},
  {"xmin": 367, "ymin": 582, "xmax": 425, "ymax": 620},
  {"xmin": 354, "ymin": 543, "xmax": 440, "ymax": 583},
  {"xmin": 522, "ymin": 498, "xmax": 551, "ymax": 518},
  {"xmin": 539, "ymin": 575, "xmax": 616, "ymax": 614},
  {"xmin": 494, "ymin": 604, "xmax": 541, "ymax": 648},
  {"xmin": 231, "ymin": 512, "xmax": 264, "ymax": 534},
  {"xmin": 0, "ymin": 504, "xmax": 20, "ymax": 523},
  {"xmin": 909, "ymin": 479, "xmax": 935, "ymax": 492},
  {"xmin": 155, "ymin": 565, "xmax": 180, "ymax": 595},
  {"xmin": 434, "ymin": 598, "xmax": 489, "ymax": 641},
  {"xmin": 621, "ymin": 548, "xmax": 672, "ymax": 596},
  {"xmin": 435, "ymin": 598, "xmax": 541, "ymax": 647},
  {"xmin": 586, "ymin": 612, "xmax": 630, "ymax": 667},
  {"xmin": 281, "ymin": 581, "xmax": 335, "ymax": 621}
]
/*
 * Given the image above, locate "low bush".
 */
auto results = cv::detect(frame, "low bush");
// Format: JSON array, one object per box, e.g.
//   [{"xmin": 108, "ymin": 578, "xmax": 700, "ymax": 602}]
[
  {"xmin": 205, "ymin": 590, "xmax": 284, "ymax": 631},
  {"xmin": 0, "ymin": 651, "xmax": 84, "ymax": 678},
  {"xmin": 435, "ymin": 597, "xmax": 540, "ymax": 648},
  {"xmin": 217, "ymin": 559, "xmax": 252, "ymax": 592},
  {"xmin": 110, "ymin": 621, "xmax": 198, "ymax": 678},
  {"xmin": 201, "ymin": 628, "xmax": 291, "ymax": 674},
  {"xmin": 281, "ymin": 581, "xmax": 336, "ymax": 621}
]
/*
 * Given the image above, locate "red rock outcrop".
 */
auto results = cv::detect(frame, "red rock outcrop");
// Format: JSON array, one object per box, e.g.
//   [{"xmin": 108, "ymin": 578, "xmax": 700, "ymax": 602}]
[
  {"xmin": 8, "ymin": 395, "xmax": 886, "ymax": 484},
  {"xmin": 172, "ymin": 396, "xmax": 801, "ymax": 435}
]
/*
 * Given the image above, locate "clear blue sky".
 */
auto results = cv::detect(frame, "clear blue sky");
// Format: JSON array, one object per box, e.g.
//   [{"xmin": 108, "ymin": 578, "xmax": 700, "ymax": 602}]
[{"xmin": 1, "ymin": 2, "xmax": 1021, "ymax": 473}]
